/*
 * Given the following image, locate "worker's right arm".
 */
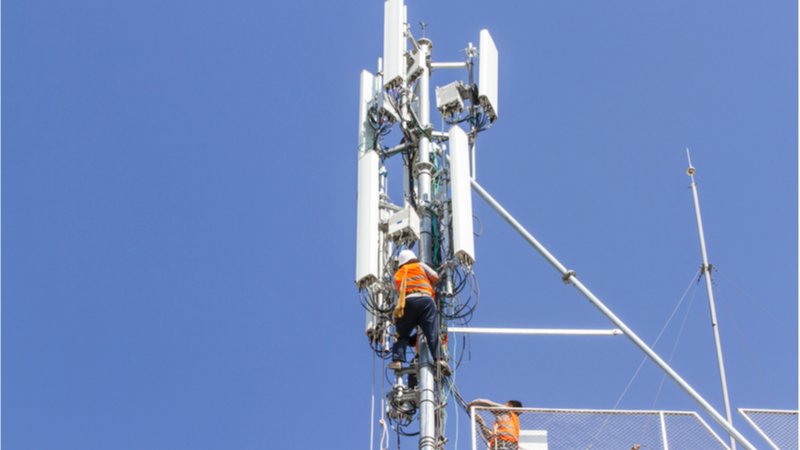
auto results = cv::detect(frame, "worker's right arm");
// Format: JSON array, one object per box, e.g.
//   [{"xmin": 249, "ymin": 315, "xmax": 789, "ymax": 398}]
[
  {"xmin": 419, "ymin": 262, "xmax": 440, "ymax": 286},
  {"xmin": 468, "ymin": 398, "xmax": 510, "ymax": 421},
  {"xmin": 468, "ymin": 399, "xmax": 505, "ymax": 409}
]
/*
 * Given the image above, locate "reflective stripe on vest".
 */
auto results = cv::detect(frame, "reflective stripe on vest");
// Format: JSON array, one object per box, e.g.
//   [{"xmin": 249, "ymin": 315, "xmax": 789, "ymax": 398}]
[
  {"xmin": 490, "ymin": 413, "xmax": 519, "ymax": 447},
  {"xmin": 395, "ymin": 262, "xmax": 434, "ymax": 297}
]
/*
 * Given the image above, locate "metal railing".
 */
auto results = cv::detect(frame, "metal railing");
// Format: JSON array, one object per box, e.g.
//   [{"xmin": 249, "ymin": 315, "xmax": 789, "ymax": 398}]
[
  {"xmin": 738, "ymin": 409, "xmax": 798, "ymax": 450},
  {"xmin": 471, "ymin": 407, "xmax": 731, "ymax": 450}
]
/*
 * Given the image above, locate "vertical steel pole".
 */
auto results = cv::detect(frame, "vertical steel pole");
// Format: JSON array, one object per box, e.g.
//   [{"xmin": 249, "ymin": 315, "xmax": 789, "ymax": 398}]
[
  {"xmin": 471, "ymin": 407, "xmax": 478, "ymax": 450},
  {"xmin": 418, "ymin": 38, "xmax": 434, "ymax": 265},
  {"xmin": 467, "ymin": 42, "xmax": 477, "ymax": 179},
  {"xmin": 416, "ymin": 37, "xmax": 436, "ymax": 450},
  {"xmin": 686, "ymin": 151, "xmax": 735, "ymax": 450},
  {"xmin": 660, "ymin": 411, "xmax": 669, "ymax": 450}
]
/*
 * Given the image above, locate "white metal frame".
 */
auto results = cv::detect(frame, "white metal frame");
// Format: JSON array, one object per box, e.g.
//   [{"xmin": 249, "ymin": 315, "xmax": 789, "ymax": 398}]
[
  {"xmin": 449, "ymin": 327, "xmax": 622, "ymax": 336},
  {"xmin": 738, "ymin": 408, "xmax": 799, "ymax": 450},
  {"xmin": 469, "ymin": 407, "xmax": 732, "ymax": 450}
]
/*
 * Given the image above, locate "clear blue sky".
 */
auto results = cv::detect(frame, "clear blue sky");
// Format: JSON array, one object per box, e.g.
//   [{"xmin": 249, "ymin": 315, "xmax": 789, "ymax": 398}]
[{"xmin": 3, "ymin": 1, "xmax": 797, "ymax": 449}]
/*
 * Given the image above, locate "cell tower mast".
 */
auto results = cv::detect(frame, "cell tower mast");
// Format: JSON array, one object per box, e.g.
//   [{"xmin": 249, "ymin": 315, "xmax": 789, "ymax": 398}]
[{"xmin": 355, "ymin": 1, "xmax": 493, "ymax": 449}]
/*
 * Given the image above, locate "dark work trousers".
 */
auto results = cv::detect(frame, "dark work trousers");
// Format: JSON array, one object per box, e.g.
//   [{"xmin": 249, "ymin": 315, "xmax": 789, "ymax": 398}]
[{"xmin": 392, "ymin": 295, "xmax": 442, "ymax": 362}]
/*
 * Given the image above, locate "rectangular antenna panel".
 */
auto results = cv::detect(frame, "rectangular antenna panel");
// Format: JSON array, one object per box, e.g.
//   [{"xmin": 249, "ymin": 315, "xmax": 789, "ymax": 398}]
[
  {"xmin": 448, "ymin": 125, "xmax": 475, "ymax": 265},
  {"xmin": 358, "ymin": 70, "xmax": 377, "ymax": 153},
  {"xmin": 356, "ymin": 150, "xmax": 380, "ymax": 288},
  {"xmin": 383, "ymin": 0, "xmax": 405, "ymax": 89},
  {"xmin": 479, "ymin": 29, "xmax": 498, "ymax": 122}
]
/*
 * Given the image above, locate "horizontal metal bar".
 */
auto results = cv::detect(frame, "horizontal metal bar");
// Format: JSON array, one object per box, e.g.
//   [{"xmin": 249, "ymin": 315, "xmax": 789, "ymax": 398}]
[
  {"xmin": 384, "ymin": 142, "xmax": 414, "ymax": 157},
  {"xmin": 472, "ymin": 406, "xmax": 678, "ymax": 415},
  {"xmin": 448, "ymin": 327, "xmax": 623, "ymax": 336},
  {"xmin": 430, "ymin": 62, "xmax": 469, "ymax": 70},
  {"xmin": 738, "ymin": 408, "xmax": 799, "ymax": 415},
  {"xmin": 380, "ymin": 201, "xmax": 404, "ymax": 212}
]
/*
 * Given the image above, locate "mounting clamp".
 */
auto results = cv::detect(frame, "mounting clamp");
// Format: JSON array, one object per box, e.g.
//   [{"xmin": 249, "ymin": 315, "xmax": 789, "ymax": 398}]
[{"xmin": 562, "ymin": 270, "xmax": 576, "ymax": 284}]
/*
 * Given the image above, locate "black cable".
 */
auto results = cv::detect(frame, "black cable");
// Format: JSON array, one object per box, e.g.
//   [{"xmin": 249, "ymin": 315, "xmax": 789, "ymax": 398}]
[{"xmin": 402, "ymin": 148, "xmax": 419, "ymax": 211}]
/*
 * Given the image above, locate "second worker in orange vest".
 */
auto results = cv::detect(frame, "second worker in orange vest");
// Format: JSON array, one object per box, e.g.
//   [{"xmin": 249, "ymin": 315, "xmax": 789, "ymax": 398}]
[
  {"xmin": 387, "ymin": 249, "xmax": 451, "ymax": 377},
  {"xmin": 468, "ymin": 398, "xmax": 523, "ymax": 450}
]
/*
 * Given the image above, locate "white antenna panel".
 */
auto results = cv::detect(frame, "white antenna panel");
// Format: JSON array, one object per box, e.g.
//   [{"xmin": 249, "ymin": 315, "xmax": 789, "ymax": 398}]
[
  {"xmin": 358, "ymin": 70, "xmax": 377, "ymax": 153},
  {"xmin": 383, "ymin": 0, "xmax": 405, "ymax": 89},
  {"xmin": 356, "ymin": 150, "xmax": 380, "ymax": 288},
  {"xmin": 479, "ymin": 29, "xmax": 498, "ymax": 122},
  {"xmin": 449, "ymin": 125, "xmax": 475, "ymax": 265}
]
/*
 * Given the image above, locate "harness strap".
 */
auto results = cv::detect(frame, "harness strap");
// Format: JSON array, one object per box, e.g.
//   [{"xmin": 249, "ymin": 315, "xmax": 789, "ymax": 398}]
[{"xmin": 393, "ymin": 266, "xmax": 409, "ymax": 319}]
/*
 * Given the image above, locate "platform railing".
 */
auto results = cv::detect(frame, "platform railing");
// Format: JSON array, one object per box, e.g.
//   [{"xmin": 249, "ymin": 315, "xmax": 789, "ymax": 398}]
[{"xmin": 470, "ymin": 407, "xmax": 731, "ymax": 450}]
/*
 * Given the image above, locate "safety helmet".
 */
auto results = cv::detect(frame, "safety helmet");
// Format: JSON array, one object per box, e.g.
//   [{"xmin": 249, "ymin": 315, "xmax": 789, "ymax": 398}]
[{"xmin": 398, "ymin": 249, "xmax": 417, "ymax": 267}]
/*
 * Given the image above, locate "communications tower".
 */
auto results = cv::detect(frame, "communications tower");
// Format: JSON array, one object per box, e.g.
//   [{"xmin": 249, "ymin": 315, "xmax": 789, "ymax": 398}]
[
  {"xmin": 355, "ymin": 0, "xmax": 496, "ymax": 448},
  {"xmin": 355, "ymin": 2, "xmax": 760, "ymax": 450}
]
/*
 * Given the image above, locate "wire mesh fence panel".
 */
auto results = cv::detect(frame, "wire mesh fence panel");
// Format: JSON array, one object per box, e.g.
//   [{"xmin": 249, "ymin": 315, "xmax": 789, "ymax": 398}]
[
  {"xmin": 471, "ymin": 408, "xmax": 734, "ymax": 450},
  {"xmin": 739, "ymin": 409, "xmax": 799, "ymax": 450},
  {"xmin": 472, "ymin": 408, "xmax": 666, "ymax": 450},
  {"xmin": 662, "ymin": 412, "xmax": 729, "ymax": 450}
]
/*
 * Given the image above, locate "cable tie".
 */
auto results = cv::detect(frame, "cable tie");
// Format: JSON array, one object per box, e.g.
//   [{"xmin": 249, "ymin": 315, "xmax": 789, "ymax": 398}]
[{"xmin": 562, "ymin": 270, "xmax": 576, "ymax": 284}]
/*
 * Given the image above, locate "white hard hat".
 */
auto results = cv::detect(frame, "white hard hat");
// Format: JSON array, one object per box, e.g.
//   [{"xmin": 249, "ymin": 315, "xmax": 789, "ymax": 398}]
[{"xmin": 398, "ymin": 249, "xmax": 417, "ymax": 267}]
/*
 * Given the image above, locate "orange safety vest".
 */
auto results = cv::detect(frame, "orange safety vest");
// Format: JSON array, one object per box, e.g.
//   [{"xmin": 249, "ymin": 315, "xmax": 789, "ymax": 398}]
[
  {"xmin": 490, "ymin": 413, "xmax": 519, "ymax": 448},
  {"xmin": 394, "ymin": 262, "xmax": 434, "ymax": 297}
]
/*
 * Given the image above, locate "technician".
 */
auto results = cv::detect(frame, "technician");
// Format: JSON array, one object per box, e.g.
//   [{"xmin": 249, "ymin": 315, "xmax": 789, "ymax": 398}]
[
  {"xmin": 468, "ymin": 398, "xmax": 523, "ymax": 450},
  {"xmin": 388, "ymin": 249, "xmax": 450, "ymax": 377}
]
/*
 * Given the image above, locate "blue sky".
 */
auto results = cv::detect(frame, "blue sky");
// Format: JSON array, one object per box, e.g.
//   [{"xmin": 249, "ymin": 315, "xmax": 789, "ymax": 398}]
[{"xmin": 3, "ymin": 1, "xmax": 797, "ymax": 449}]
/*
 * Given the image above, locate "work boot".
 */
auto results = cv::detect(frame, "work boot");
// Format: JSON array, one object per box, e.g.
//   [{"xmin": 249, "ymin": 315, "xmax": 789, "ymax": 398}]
[
  {"xmin": 387, "ymin": 360, "xmax": 403, "ymax": 371},
  {"xmin": 437, "ymin": 360, "xmax": 452, "ymax": 377}
]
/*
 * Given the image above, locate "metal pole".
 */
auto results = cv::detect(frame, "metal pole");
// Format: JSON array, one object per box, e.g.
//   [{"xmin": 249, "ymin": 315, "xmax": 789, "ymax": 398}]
[
  {"xmin": 467, "ymin": 42, "xmax": 477, "ymax": 179},
  {"xmin": 470, "ymin": 178, "xmax": 759, "ymax": 450},
  {"xmin": 686, "ymin": 150, "xmax": 735, "ymax": 450},
  {"xmin": 430, "ymin": 62, "xmax": 469, "ymax": 70},
  {"xmin": 418, "ymin": 341, "xmax": 437, "ymax": 450},
  {"xmin": 417, "ymin": 38, "xmax": 434, "ymax": 264},
  {"xmin": 737, "ymin": 410, "xmax": 781, "ymax": 450},
  {"xmin": 471, "ymin": 406, "xmax": 478, "ymax": 450},
  {"xmin": 448, "ymin": 327, "xmax": 622, "ymax": 336},
  {"xmin": 660, "ymin": 411, "xmax": 669, "ymax": 450},
  {"xmin": 470, "ymin": 179, "xmax": 568, "ymax": 274},
  {"xmin": 415, "ymin": 37, "xmax": 436, "ymax": 450}
]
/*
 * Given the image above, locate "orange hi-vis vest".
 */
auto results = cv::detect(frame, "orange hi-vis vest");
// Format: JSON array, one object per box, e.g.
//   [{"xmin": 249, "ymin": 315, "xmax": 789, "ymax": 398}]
[
  {"xmin": 395, "ymin": 262, "xmax": 434, "ymax": 297},
  {"xmin": 490, "ymin": 413, "xmax": 520, "ymax": 448}
]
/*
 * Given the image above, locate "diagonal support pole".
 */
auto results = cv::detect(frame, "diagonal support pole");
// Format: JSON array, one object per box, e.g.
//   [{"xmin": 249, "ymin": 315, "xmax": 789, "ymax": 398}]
[{"xmin": 470, "ymin": 178, "xmax": 756, "ymax": 450}]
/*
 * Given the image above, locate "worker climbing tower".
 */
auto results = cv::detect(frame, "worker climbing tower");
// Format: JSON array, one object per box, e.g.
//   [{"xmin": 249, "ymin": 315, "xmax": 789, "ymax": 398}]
[{"xmin": 355, "ymin": 1, "xmax": 498, "ymax": 448}]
